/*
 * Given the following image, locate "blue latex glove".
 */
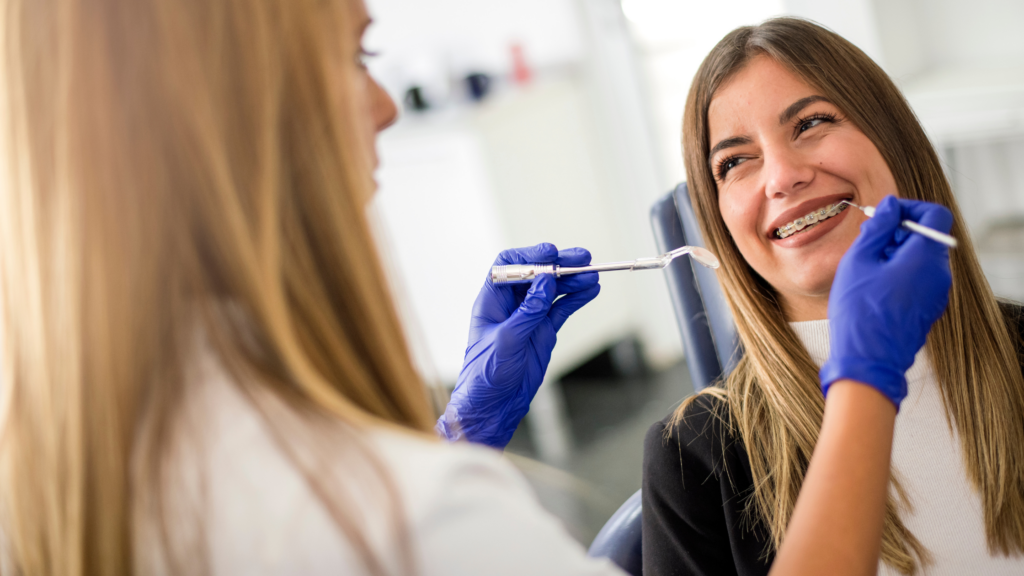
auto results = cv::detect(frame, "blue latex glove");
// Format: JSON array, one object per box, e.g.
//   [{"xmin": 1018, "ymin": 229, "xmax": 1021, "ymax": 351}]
[
  {"xmin": 819, "ymin": 196, "xmax": 953, "ymax": 408},
  {"xmin": 437, "ymin": 243, "xmax": 601, "ymax": 448}
]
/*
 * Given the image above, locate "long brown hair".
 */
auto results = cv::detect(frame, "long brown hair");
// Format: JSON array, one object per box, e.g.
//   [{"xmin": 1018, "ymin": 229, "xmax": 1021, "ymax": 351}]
[
  {"xmin": 675, "ymin": 17, "xmax": 1024, "ymax": 574},
  {"xmin": 0, "ymin": 0, "xmax": 435, "ymax": 574}
]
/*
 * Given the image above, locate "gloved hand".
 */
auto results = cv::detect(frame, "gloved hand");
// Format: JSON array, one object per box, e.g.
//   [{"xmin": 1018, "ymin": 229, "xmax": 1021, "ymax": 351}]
[
  {"xmin": 437, "ymin": 243, "xmax": 601, "ymax": 448},
  {"xmin": 819, "ymin": 196, "xmax": 953, "ymax": 409}
]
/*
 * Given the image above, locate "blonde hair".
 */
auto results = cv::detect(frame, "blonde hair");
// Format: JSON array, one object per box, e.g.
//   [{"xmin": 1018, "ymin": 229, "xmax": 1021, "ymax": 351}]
[
  {"xmin": 675, "ymin": 18, "xmax": 1024, "ymax": 574},
  {"xmin": 0, "ymin": 0, "xmax": 434, "ymax": 574}
]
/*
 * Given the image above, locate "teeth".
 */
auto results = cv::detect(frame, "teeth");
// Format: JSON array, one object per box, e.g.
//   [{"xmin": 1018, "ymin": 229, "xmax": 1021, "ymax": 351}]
[{"xmin": 774, "ymin": 202, "xmax": 848, "ymax": 239}]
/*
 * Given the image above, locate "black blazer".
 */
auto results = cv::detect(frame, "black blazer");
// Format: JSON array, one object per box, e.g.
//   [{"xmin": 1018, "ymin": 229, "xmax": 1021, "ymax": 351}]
[{"xmin": 641, "ymin": 302, "xmax": 1024, "ymax": 576}]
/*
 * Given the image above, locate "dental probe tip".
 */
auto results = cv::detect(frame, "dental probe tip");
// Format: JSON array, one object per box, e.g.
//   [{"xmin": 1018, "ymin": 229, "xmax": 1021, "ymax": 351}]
[{"xmin": 840, "ymin": 199, "xmax": 872, "ymax": 215}]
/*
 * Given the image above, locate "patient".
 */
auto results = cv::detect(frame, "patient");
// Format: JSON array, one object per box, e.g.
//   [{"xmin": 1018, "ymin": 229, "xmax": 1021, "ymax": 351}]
[{"xmin": 642, "ymin": 18, "xmax": 1024, "ymax": 576}]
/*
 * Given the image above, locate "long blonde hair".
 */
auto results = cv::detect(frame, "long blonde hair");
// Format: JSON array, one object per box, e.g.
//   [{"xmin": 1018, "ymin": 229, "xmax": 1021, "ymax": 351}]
[
  {"xmin": 676, "ymin": 18, "xmax": 1024, "ymax": 574},
  {"xmin": 0, "ymin": 0, "xmax": 435, "ymax": 574}
]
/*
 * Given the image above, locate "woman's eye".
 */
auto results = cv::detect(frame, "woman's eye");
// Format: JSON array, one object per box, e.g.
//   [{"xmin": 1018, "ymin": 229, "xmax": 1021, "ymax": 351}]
[
  {"xmin": 717, "ymin": 156, "xmax": 747, "ymax": 179},
  {"xmin": 800, "ymin": 118, "xmax": 825, "ymax": 132},
  {"xmin": 794, "ymin": 117, "xmax": 827, "ymax": 133},
  {"xmin": 796, "ymin": 112, "xmax": 837, "ymax": 135}
]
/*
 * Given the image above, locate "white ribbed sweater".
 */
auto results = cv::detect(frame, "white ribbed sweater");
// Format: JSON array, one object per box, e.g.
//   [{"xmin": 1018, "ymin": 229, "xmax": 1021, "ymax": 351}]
[{"xmin": 790, "ymin": 320, "xmax": 1024, "ymax": 575}]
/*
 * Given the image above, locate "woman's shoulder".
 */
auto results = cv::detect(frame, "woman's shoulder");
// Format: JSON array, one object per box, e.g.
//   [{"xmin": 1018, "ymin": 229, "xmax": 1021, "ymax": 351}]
[
  {"xmin": 643, "ymin": 389, "xmax": 752, "ymax": 498},
  {"xmin": 644, "ymin": 391, "xmax": 736, "ymax": 468},
  {"xmin": 369, "ymin": 427, "xmax": 534, "ymax": 510},
  {"xmin": 641, "ymin": 391, "xmax": 771, "ymax": 576},
  {"xmin": 998, "ymin": 299, "xmax": 1024, "ymax": 370},
  {"xmin": 999, "ymin": 299, "xmax": 1024, "ymax": 340}
]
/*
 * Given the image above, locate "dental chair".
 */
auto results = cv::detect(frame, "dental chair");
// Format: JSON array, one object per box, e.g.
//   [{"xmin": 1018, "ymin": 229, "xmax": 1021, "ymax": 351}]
[
  {"xmin": 651, "ymin": 182, "xmax": 740, "ymax": 389},
  {"xmin": 586, "ymin": 182, "xmax": 739, "ymax": 575}
]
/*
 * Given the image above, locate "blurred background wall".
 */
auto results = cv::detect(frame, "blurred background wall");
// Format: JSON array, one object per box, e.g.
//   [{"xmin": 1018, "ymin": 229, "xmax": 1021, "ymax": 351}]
[{"xmin": 363, "ymin": 0, "xmax": 1024, "ymax": 542}]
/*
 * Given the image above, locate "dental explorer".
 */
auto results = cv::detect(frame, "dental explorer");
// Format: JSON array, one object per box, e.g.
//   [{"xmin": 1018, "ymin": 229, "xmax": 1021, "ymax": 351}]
[
  {"xmin": 840, "ymin": 200, "xmax": 958, "ymax": 248},
  {"xmin": 490, "ymin": 245, "xmax": 721, "ymax": 285}
]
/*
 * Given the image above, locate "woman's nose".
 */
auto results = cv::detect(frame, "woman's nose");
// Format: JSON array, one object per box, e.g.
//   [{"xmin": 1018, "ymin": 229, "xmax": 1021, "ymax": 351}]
[
  {"xmin": 762, "ymin": 146, "xmax": 814, "ymax": 199},
  {"xmin": 370, "ymin": 76, "xmax": 398, "ymax": 132}
]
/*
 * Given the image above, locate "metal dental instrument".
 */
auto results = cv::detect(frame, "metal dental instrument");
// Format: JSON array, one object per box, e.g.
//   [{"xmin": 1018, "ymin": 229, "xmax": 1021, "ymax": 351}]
[
  {"xmin": 840, "ymin": 200, "xmax": 958, "ymax": 249},
  {"xmin": 490, "ymin": 246, "xmax": 721, "ymax": 284}
]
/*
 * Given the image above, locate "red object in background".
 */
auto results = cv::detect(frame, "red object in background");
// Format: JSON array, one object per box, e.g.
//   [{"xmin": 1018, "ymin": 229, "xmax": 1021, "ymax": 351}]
[{"xmin": 510, "ymin": 43, "xmax": 532, "ymax": 85}]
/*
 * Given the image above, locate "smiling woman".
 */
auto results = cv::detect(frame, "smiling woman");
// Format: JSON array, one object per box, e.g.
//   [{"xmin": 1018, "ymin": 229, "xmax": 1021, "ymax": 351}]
[
  {"xmin": 707, "ymin": 55, "xmax": 900, "ymax": 320},
  {"xmin": 642, "ymin": 17, "xmax": 1024, "ymax": 576}
]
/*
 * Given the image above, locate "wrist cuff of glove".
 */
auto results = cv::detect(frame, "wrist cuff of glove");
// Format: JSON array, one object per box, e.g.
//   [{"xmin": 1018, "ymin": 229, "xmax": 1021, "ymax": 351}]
[
  {"xmin": 435, "ymin": 414, "xmax": 460, "ymax": 442},
  {"xmin": 819, "ymin": 359, "xmax": 907, "ymax": 409},
  {"xmin": 435, "ymin": 405, "xmax": 511, "ymax": 450}
]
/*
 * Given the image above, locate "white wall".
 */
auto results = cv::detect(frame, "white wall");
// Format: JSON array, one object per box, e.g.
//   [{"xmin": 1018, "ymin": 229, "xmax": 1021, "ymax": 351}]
[
  {"xmin": 366, "ymin": 0, "xmax": 690, "ymax": 383},
  {"xmin": 780, "ymin": 0, "xmax": 884, "ymax": 63},
  {"xmin": 622, "ymin": 0, "xmax": 785, "ymax": 186},
  {"xmin": 914, "ymin": 0, "xmax": 1024, "ymax": 69},
  {"xmin": 369, "ymin": 124, "xmax": 506, "ymax": 384},
  {"xmin": 782, "ymin": 0, "xmax": 1024, "ymax": 79}
]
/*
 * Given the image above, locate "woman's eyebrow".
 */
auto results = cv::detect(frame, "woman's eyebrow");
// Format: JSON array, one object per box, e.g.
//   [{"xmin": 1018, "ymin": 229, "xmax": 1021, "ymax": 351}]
[
  {"xmin": 707, "ymin": 136, "xmax": 752, "ymax": 170},
  {"xmin": 706, "ymin": 95, "xmax": 832, "ymax": 170},
  {"xmin": 779, "ymin": 95, "xmax": 830, "ymax": 124}
]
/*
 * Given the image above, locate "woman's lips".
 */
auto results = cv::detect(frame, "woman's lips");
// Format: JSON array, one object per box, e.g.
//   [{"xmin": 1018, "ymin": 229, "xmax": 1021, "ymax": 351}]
[
  {"xmin": 765, "ymin": 193, "xmax": 854, "ymax": 239},
  {"xmin": 769, "ymin": 203, "xmax": 851, "ymax": 248}
]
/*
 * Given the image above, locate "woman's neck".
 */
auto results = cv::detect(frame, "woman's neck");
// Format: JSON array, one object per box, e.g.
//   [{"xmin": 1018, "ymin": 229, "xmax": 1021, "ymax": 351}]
[{"xmin": 781, "ymin": 292, "xmax": 830, "ymax": 322}]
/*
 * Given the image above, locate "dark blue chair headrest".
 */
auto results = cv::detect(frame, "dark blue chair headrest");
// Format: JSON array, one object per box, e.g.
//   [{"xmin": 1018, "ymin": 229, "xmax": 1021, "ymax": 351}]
[
  {"xmin": 651, "ymin": 183, "xmax": 739, "ymax": 390},
  {"xmin": 587, "ymin": 489, "xmax": 642, "ymax": 575}
]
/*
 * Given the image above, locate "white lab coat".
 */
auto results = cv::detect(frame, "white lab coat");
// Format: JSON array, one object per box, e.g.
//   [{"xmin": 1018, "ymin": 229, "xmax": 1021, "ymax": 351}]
[{"xmin": 133, "ymin": 344, "xmax": 625, "ymax": 576}]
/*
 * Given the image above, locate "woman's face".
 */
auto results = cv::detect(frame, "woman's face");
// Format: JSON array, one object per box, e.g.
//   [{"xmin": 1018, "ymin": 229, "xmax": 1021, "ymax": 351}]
[
  {"xmin": 347, "ymin": 0, "xmax": 398, "ymax": 173},
  {"xmin": 707, "ymin": 56, "xmax": 897, "ymax": 321}
]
